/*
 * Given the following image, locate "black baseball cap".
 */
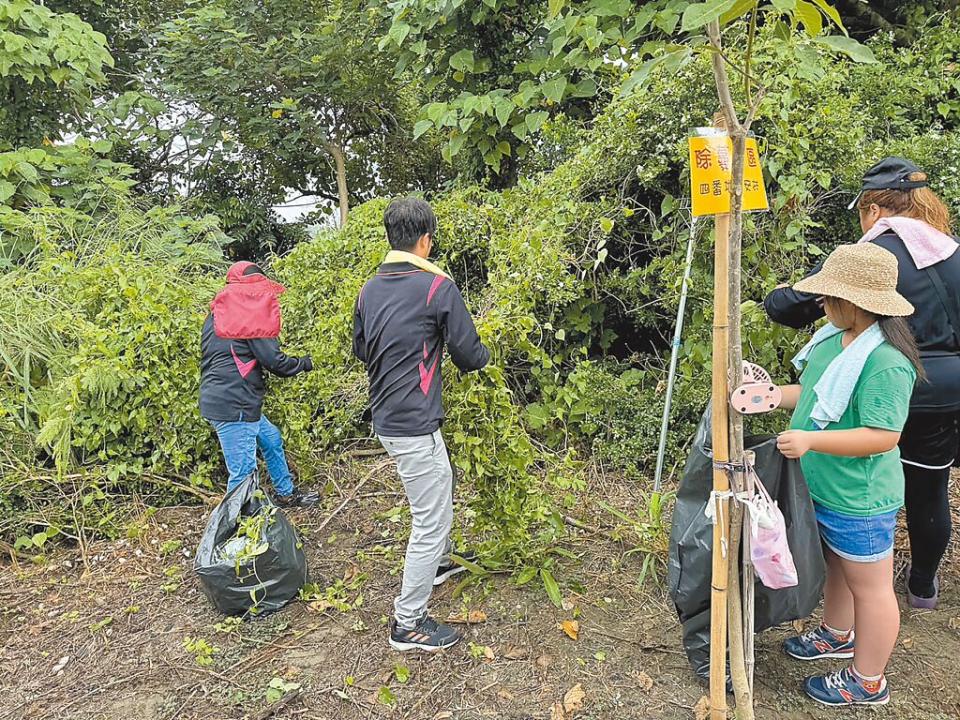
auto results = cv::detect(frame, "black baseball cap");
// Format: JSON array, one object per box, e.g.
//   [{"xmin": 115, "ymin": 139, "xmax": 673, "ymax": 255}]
[{"xmin": 847, "ymin": 156, "xmax": 928, "ymax": 210}]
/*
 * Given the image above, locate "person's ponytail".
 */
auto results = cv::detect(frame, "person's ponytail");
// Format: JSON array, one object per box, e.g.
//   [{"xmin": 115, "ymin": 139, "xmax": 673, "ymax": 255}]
[
  {"xmin": 878, "ymin": 315, "xmax": 926, "ymax": 381},
  {"xmin": 859, "ymin": 172, "xmax": 953, "ymax": 235}
]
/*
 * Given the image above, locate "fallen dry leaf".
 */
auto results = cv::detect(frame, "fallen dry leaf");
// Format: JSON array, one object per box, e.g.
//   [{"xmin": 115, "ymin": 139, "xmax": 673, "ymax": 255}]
[
  {"xmin": 949, "ymin": 616, "xmax": 960, "ymax": 631},
  {"xmin": 635, "ymin": 671, "xmax": 654, "ymax": 692},
  {"xmin": 497, "ymin": 688, "xmax": 515, "ymax": 701},
  {"xmin": 481, "ymin": 645, "xmax": 496, "ymax": 661},
  {"xmin": 550, "ymin": 703, "xmax": 566, "ymax": 720},
  {"xmin": 504, "ymin": 645, "xmax": 529, "ymax": 660},
  {"xmin": 432, "ymin": 713, "xmax": 452, "ymax": 720},
  {"xmin": 901, "ymin": 637, "xmax": 914, "ymax": 650},
  {"xmin": 343, "ymin": 564, "xmax": 361, "ymax": 583},
  {"xmin": 563, "ymin": 684, "xmax": 586, "ymax": 714},
  {"xmin": 792, "ymin": 619, "xmax": 806, "ymax": 634},
  {"xmin": 561, "ymin": 598, "xmax": 575, "ymax": 611},
  {"xmin": 559, "ymin": 619, "xmax": 580, "ymax": 641},
  {"xmin": 536, "ymin": 654, "xmax": 553, "ymax": 671},
  {"xmin": 693, "ymin": 695, "xmax": 711, "ymax": 720},
  {"xmin": 309, "ymin": 599, "xmax": 333, "ymax": 613},
  {"xmin": 446, "ymin": 609, "xmax": 488, "ymax": 624}
]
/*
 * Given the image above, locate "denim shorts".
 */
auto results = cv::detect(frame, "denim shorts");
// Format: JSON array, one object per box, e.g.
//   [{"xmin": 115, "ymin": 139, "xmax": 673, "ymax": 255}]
[{"xmin": 814, "ymin": 503, "xmax": 899, "ymax": 563}]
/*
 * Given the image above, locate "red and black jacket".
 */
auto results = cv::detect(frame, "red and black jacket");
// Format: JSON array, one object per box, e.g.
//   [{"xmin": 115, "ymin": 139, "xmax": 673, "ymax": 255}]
[
  {"xmin": 353, "ymin": 261, "xmax": 490, "ymax": 437},
  {"xmin": 200, "ymin": 263, "xmax": 312, "ymax": 423}
]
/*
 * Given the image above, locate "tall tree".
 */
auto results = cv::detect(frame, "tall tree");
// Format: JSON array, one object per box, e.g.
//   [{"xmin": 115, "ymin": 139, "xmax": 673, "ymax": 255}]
[
  {"xmin": 375, "ymin": 0, "xmax": 638, "ymax": 186},
  {"xmin": 151, "ymin": 0, "xmax": 439, "ymax": 226},
  {"xmin": 0, "ymin": 0, "xmax": 112, "ymax": 149}
]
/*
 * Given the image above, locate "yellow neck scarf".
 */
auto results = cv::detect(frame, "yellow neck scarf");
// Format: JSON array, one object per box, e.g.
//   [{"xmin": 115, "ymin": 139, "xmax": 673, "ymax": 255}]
[{"xmin": 384, "ymin": 250, "xmax": 451, "ymax": 279}]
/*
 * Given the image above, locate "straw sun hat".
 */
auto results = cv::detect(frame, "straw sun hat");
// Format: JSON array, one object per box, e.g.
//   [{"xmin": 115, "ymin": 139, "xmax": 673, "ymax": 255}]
[{"xmin": 793, "ymin": 243, "xmax": 914, "ymax": 317}]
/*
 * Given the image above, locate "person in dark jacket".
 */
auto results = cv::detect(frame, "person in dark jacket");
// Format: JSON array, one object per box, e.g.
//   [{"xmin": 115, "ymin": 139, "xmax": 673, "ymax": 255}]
[
  {"xmin": 200, "ymin": 262, "xmax": 318, "ymax": 508},
  {"xmin": 765, "ymin": 157, "xmax": 960, "ymax": 609},
  {"xmin": 353, "ymin": 198, "xmax": 490, "ymax": 652}
]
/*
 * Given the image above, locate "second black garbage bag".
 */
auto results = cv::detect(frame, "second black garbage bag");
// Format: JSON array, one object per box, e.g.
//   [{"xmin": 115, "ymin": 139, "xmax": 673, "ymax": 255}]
[{"xmin": 667, "ymin": 406, "xmax": 826, "ymax": 683}]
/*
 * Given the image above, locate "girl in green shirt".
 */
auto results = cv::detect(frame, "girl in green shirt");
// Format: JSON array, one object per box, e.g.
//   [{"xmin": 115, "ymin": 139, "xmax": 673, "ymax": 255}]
[{"xmin": 773, "ymin": 243, "xmax": 922, "ymax": 707}]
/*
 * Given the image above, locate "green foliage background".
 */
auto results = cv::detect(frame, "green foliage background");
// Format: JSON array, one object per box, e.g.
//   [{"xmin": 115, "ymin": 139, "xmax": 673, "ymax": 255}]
[{"xmin": 2, "ymin": 5, "xmax": 960, "ymax": 580}]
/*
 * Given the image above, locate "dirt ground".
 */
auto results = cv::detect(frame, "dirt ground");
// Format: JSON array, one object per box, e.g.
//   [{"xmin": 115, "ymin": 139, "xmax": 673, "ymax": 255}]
[{"xmin": 2, "ymin": 461, "xmax": 959, "ymax": 720}]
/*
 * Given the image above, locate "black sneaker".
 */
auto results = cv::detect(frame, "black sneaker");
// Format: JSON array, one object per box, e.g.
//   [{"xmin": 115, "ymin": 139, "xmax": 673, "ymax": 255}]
[
  {"xmin": 433, "ymin": 552, "xmax": 477, "ymax": 586},
  {"xmin": 276, "ymin": 489, "xmax": 320, "ymax": 508},
  {"xmin": 389, "ymin": 616, "xmax": 462, "ymax": 652}
]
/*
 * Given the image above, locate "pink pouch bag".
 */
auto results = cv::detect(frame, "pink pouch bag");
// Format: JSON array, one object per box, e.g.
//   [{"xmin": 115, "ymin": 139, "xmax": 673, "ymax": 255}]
[{"xmin": 745, "ymin": 474, "xmax": 799, "ymax": 590}]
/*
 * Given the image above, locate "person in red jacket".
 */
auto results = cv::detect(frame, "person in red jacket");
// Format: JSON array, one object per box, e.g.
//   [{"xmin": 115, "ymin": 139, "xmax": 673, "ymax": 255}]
[{"xmin": 200, "ymin": 262, "xmax": 318, "ymax": 507}]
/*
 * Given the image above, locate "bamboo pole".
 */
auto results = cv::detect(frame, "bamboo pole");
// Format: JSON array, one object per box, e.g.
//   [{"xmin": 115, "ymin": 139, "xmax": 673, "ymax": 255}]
[
  {"xmin": 706, "ymin": 16, "xmax": 755, "ymax": 717},
  {"xmin": 709, "ymin": 210, "xmax": 732, "ymax": 720},
  {"xmin": 743, "ymin": 451, "xmax": 757, "ymax": 693}
]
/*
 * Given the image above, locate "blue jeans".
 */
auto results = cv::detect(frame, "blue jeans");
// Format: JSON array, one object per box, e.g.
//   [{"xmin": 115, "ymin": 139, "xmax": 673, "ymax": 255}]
[{"xmin": 211, "ymin": 415, "xmax": 295, "ymax": 496}]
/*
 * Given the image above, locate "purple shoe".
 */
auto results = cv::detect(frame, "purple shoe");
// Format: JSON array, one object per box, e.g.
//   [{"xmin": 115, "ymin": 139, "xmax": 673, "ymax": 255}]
[{"xmin": 905, "ymin": 564, "xmax": 939, "ymax": 610}]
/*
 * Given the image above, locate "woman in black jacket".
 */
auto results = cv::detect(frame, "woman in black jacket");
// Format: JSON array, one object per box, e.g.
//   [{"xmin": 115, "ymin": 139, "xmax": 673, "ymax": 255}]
[{"xmin": 765, "ymin": 157, "xmax": 960, "ymax": 609}]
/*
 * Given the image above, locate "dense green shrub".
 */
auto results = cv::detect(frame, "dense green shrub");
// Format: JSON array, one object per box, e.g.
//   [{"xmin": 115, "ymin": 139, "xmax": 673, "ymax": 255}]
[
  {"xmin": 0, "ymin": 195, "xmax": 227, "ymax": 480},
  {"xmin": 4, "ymin": 21, "xmax": 960, "ymax": 578}
]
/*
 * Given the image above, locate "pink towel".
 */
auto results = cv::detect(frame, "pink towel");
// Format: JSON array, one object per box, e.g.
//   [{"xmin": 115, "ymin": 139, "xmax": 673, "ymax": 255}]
[{"xmin": 858, "ymin": 216, "xmax": 958, "ymax": 269}]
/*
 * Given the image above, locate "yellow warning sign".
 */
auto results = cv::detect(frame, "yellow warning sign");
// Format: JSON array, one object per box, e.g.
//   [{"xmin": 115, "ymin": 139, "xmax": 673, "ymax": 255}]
[{"xmin": 688, "ymin": 135, "xmax": 769, "ymax": 217}]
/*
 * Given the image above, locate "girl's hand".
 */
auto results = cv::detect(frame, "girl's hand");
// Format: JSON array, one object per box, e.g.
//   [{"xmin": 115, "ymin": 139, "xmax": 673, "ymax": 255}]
[{"xmin": 777, "ymin": 430, "xmax": 814, "ymax": 459}]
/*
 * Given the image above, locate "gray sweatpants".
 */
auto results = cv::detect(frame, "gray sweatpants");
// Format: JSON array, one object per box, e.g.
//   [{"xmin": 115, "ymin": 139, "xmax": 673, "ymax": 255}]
[{"xmin": 378, "ymin": 430, "xmax": 454, "ymax": 629}]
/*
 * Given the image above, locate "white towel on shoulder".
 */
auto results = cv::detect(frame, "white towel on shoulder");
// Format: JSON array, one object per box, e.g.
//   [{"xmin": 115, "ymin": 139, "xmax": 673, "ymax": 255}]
[{"xmin": 791, "ymin": 322, "xmax": 885, "ymax": 429}]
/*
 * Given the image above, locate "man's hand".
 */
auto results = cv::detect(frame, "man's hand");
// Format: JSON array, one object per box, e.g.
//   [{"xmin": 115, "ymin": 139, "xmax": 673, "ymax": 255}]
[{"xmin": 777, "ymin": 430, "xmax": 814, "ymax": 459}]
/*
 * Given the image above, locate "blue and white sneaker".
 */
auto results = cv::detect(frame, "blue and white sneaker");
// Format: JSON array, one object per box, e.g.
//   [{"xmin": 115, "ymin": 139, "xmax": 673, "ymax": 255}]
[
  {"xmin": 804, "ymin": 667, "xmax": 890, "ymax": 707},
  {"xmin": 783, "ymin": 624, "xmax": 855, "ymax": 661}
]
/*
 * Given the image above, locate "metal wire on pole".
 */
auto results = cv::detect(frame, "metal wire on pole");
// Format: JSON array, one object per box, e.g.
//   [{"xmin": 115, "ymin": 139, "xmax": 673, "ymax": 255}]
[{"xmin": 652, "ymin": 214, "xmax": 699, "ymax": 498}]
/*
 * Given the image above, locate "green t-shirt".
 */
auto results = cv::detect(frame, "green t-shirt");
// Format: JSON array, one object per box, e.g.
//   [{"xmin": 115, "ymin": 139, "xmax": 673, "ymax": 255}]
[{"xmin": 789, "ymin": 333, "xmax": 916, "ymax": 517}]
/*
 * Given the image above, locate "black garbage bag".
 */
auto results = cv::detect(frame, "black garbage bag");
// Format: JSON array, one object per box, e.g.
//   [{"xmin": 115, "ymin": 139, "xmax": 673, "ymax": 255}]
[
  {"xmin": 667, "ymin": 406, "xmax": 825, "ymax": 683},
  {"xmin": 194, "ymin": 473, "xmax": 308, "ymax": 617}
]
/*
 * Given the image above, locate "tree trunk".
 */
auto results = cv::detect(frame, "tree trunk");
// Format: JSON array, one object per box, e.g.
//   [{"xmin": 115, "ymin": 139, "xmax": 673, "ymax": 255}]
[{"xmin": 325, "ymin": 141, "xmax": 349, "ymax": 227}]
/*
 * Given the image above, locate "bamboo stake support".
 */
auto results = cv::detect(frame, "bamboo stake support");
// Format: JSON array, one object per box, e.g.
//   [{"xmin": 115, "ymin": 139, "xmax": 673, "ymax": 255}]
[
  {"xmin": 709, "ymin": 211, "xmax": 732, "ymax": 720},
  {"xmin": 743, "ymin": 450, "xmax": 757, "ymax": 693}
]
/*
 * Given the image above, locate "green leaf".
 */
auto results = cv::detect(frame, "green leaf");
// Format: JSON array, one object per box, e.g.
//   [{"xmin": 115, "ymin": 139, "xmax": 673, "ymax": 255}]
[
  {"xmin": 620, "ymin": 56, "xmax": 661, "ymax": 96},
  {"xmin": 680, "ymin": 0, "xmax": 737, "ymax": 32},
  {"xmin": 0, "ymin": 180, "xmax": 14, "ymax": 204},
  {"xmin": 816, "ymin": 35, "xmax": 878, "ymax": 64},
  {"xmin": 14, "ymin": 162, "xmax": 38, "ymax": 183},
  {"xmin": 449, "ymin": 49, "xmax": 475, "ymax": 72},
  {"xmin": 377, "ymin": 686, "xmax": 396, "ymax": 707},
  {"xmin": 449, "ymin": 553, "xmax": 488, "ymax": 576},
  {"xmin": 412, "ymin": 119, "xmax": 433, "ymax": 139},
  {"xmin": 494, "ymin": 98, "xmax": 514, "ymax": 128},
  {"xmin": 542, "ymin": 76, "xmax": 567, "ymax": 104},
  {"xmin": 515, "ymin": 566, "xmax": 538, "ymax": 585},
  {"xmin": 390, "ymin": 22, "xmax": 411, "ymax": 46},
  {"xmin": 770, "ymin": 0, "xmax": 796, "ymax": 10},
  {"xmin": 525, "ymin": 111, "xmax": 548, "ymax": 133},
  {"xmin": 570, "ymin": 77, "xmax": 597, "ymax": 98},
  {"xmin": 548, "ymin": 0, "xmax": 566, "ymax": 18},
  {"xmin": 540, "ymin": 568, "xmax": 563, "ymax": 608},
  {"xmin": 720, "ymin": 0, "xmax": 757, "ymax": 25},
  {"xmin": 448, "ymin": 131, "xmax": 468, "ymax": 157},
  {"xmin": 599, "ymin": 217, "xmax": 614, "ymax": 233},
  {"xmin": 555, "ymin": 328, "xmax": 566, "ymax": 341},
  {"xmin": 811, "ymin": 0, "xmax": 845, "ymax": 32},
  {"xmin": 394, "ymin": 664, "xmax": 410, "ymax": 684},
  {"xmin": 794, "ymin": 0, "xmax": 822, "ymax": 37}
]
